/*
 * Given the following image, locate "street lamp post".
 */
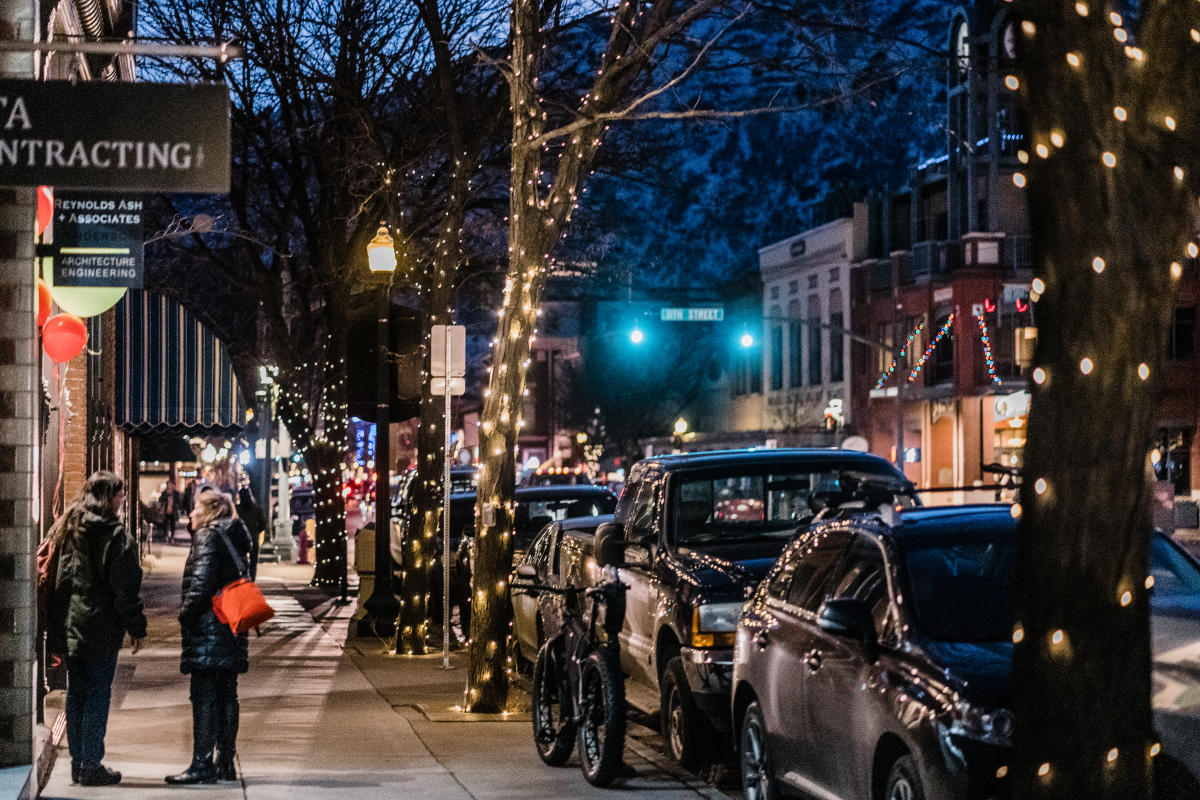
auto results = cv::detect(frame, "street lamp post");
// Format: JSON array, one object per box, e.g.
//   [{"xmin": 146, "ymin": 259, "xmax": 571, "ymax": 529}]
[{"xmin": 359, "ymin": 226, "xmax": 400, "ymax": 637}]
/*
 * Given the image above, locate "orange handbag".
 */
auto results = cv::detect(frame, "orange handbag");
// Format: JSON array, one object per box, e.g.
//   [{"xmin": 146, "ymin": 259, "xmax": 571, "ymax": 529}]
[{"xmin": 212, "ymin": 530, "xmax": 275, "ymax": 635}]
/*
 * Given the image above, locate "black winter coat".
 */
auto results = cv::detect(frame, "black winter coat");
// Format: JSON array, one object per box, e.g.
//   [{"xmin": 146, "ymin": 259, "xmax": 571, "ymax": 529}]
[
  {"xmin": 179, "ymin": 517, "xmax": 252, "ymax": 674},
  {"xmin": 49, "ymin": 513, "xmax": 147, "ymax": 658}
]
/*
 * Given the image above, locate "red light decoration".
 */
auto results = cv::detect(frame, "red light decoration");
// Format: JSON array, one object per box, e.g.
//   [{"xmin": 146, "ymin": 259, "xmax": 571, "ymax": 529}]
[
  {"xmin": 1015, "ymin": 298, "xmax": 1028, "ymax": 313},
  {"xmin": 984, "ymin": 298, "xmax": 996, "ymax": 313}
]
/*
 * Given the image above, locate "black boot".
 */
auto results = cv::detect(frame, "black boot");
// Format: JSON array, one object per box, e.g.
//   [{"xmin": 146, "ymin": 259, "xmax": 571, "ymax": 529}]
[
  {"xmin": 167, "ymin": 681, "xmax": 220, "ymax": 784},
  {"xmin": 165, "ymin": 760, "xmax": 216, "ymax": 785},
  {"xmin": 214, "ymin": 673, "xmax": 240, "ymax": 781},
  {"xmin": 214, "ymin": 754, "xmax": 236, "ymax": 782}
]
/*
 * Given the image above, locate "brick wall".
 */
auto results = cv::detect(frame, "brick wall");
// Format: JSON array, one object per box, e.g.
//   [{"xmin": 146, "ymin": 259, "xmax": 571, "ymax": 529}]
[{"xmin": 0, "ymin": 0, "xmax": 40, "ymax": 776}]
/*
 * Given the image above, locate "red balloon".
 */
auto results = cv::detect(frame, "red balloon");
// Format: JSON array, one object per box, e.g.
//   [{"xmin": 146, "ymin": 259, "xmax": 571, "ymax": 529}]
[
  {"xmin": 42, "ymin": 313, "xmax": 88, "ymax": 363},
  {"xmin": 36, "ymin": 186, "xmax": 53, "ymax": 237},
  {"xmin": 37, "ymin": 278, "xmax": 52, "ymax": 328}
]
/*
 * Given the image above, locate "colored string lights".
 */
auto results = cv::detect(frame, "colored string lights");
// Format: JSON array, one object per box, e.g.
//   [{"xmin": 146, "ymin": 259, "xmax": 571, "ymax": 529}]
[
  {"xmin": 874, "ymin": 320, "xmax": 926, "ymax": 390},
  {"xmin": 907, "ymin": 314, "xmax": 954, "ymax": 382},
  {"xmin": 977, "ymin": 314, "xmax": 1002, "ymax": 386}
]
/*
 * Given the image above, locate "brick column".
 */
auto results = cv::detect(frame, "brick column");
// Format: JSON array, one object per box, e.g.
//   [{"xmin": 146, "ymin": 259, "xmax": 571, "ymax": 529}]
[{"xmin": 0, "ymin": 0, "xmax": 39, "ymax": 777}]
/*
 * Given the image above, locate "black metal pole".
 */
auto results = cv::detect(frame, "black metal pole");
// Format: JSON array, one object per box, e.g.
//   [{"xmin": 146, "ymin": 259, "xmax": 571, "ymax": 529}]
[{"xmin": 359, "ymin": 282, "xmax": 399, "ymax": 636}]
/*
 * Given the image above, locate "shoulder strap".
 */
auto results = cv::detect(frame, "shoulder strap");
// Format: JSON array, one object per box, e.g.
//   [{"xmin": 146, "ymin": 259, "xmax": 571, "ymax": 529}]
[{"xmin": 215, "ymin": 528, "xmax": 251, "ymax": 579}]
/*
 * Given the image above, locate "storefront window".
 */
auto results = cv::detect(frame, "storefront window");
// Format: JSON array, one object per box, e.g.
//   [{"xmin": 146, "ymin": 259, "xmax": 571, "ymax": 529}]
[{"xmin": 993, "ymin": 390, "xmax": 1029, "ymax": 469}]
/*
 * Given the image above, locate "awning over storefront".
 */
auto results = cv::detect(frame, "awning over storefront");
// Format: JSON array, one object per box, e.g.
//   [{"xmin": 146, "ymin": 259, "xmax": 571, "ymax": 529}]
[{"xmin": 116, "ymin": 290, "xmax": 248, "ymax": 433}]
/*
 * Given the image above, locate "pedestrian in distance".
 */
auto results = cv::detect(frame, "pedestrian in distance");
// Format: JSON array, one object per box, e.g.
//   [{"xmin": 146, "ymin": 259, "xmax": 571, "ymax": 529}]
[
  {"xmin": 157, "ymin": 481, "xmax": 179, "ymax": 543},
  {"xmin": 46, "ymin": 471, "xmax": 147, "ymax": 787},
  {"xmin": 236, "ymin": 487, "xmax": 266, "ymax": 580},
  {"xmin": 167, "ymin": 490, "xmax": 252, "ymax": 785}
]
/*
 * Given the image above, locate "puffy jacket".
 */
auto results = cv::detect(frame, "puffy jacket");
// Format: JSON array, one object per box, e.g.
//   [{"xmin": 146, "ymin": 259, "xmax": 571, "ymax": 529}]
[
  {"xmin": 179, "ymin": 517, "xmax": 252, "ymax": 674},
  {"xmin": 49, "ymin": 512, "xmax": 147, "ymax": 659}
]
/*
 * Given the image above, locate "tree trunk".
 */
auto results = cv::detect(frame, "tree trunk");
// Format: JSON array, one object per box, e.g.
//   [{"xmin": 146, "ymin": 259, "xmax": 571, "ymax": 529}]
[
  {"xmin": 307, "ymin": 328, "xmax": 351, "ymax": 593},
  {"xmin": 1011, "ymin": 2, "xmax": 1199, "ymax": 797},
  {"xmin": 397, "ymin": 346, "xmax": 450, "ymax": 654}
]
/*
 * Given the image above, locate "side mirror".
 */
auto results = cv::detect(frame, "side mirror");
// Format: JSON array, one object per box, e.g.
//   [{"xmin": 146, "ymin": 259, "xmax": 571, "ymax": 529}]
[
  {"xmin": 594, "ymin": 522, "xmax": 625, "ymax": 567},
  {"xmin": 516, "ymin": 563, "xmax": 537, "ymax": 580},
  {"xmin": 818, "ymin": 598, "xmax": 878, "ymax": 654}
]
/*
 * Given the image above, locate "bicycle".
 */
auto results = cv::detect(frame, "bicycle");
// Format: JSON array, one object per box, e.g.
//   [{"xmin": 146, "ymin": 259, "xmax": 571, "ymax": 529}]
[{"xmin": 514, "ymin": 563, "xmax": 628, "ymax": 787}]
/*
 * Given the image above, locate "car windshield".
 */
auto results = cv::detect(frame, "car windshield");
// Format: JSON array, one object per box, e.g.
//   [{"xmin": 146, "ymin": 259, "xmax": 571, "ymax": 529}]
[
  {"xmin": 672, "ymin": 466, "xmax": 912, "ymax": 545},
  {"xmin": 900, "ymin": 530, "xmax": 1015, "ymax": 642},
  {"xmin": 514, "ymin": 494, "xmax": 616, "ymax": 537},
  {"xmin": 901, "ymin": 528, "xmax": 1200, "ymax": 642}
]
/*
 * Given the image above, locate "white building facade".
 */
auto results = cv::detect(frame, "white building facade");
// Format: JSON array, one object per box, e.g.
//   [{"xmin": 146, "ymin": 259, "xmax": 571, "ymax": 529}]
[{"xmin": 757, "ymin": 206, "xmax": 867, "ymax": 437}]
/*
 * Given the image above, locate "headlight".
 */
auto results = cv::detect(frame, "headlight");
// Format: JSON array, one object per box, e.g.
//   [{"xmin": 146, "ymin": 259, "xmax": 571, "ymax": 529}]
[
  {"xmin": 691, "ymin": 602, "xmax": 742, "ymax": 648},
  {"xmin": 949, "ymin": 701, "xmax": 1015, "ymax": 747}
]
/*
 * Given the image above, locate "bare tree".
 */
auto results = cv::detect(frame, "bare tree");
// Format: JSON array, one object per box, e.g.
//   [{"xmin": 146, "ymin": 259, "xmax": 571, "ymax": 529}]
[
  {"xmin": 1011, "ymin": 1, "xmax": 1200, "ymax": 797},
  {"xmin": 140, "ymin": 0, "xmax": 507, "ymax": 595},
  {"xmin": 466, "ymin": 0, "xmax": 948, "ymax": 711}
]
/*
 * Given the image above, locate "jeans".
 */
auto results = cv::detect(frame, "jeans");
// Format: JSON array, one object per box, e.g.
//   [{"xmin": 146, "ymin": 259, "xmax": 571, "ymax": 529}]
[
  {"xmin": 190, "ymin": 670, "xmax": 239, "ymax": 765},
  {"xmin": 65, "ymin": 649, "xmax": 120, "ymax": 768}
]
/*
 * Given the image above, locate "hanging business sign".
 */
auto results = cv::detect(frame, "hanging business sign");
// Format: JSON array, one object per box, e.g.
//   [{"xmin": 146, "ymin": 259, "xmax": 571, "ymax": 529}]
[
  {"xmin": 0, "ymin": 79, "xmax": 229, "ymax": 192},
  {"xmin": 48, "ymin": 191, "xmax": 143, "ymax": 288}
]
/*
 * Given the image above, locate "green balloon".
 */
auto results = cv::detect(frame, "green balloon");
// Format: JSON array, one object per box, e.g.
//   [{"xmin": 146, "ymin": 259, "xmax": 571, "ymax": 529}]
[{"xmin": 41, "ymin": 258, "xmax": 126, "ymax": 318}]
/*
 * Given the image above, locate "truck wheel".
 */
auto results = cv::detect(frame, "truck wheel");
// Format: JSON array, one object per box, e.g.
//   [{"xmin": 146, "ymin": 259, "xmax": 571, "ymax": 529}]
[
  {"xmin": 660, "ymin": 656, "xmax": 712, "ymax": 769},
  {"xmin": 577, "ymin": 648, "xmax": 627, "ymax": 786},
  {"xmin": 532, "ymin": 638, "xmax": 575, "ymax": 766}
]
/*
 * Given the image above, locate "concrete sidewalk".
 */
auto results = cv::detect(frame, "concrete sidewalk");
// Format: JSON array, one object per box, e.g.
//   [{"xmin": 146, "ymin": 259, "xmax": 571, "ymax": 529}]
[{"xmin": 39, "ymin": 542, "xmax": 731, "ymax": 799}]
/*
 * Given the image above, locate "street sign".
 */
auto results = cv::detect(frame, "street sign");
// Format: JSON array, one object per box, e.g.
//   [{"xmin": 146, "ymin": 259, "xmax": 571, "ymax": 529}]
[
  {"xmin": 430, "ymin": 324, "xmax": 466, "ymax": 377},
  {"xmin": 430, "ymin": 377, "xmax": 465, "ymax": 396},
  {"xmin": 660, "ymin": 306, "xmax": 724, "ymax": 322},
  {"xmin": 0, "ymin": 79, "xmax": 230, "ymax": 192},
  {"xmin": 49, "ymin": 191, "xmax": 143, "ymax": 288}
]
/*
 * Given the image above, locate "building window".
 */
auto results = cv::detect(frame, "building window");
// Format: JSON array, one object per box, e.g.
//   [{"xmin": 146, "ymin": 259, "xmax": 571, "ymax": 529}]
[
  {"xmin": 1155, "ymin": 428, "xmax": 1192, "ymax": 496},
  {"xmin": 770, "ymin": 325, "xmax": 784, "ymax": 390},
  {"xmin": 788, "ymin": 280, "xmax": 799, "ymax": 295},
  {"xmin": 829, "ymin": 304, "xmax": 844, "ymax": 384},
  {"xmin": 769, "ymin": 285, "xmax": 780, "ymax": 300},
  {"xmin": 808, "ymin": 274, "xmax": 818, "ymax": 290},
  {"xmin": 788, "ymin": 300, "xmax": 802, "ymax": 387},
  {"xmin": 1169, "ymin": 306, "xmax": 1196, "ymax": 361},
  {"xmin": 807, "ymin": 295, "xmax": 822, "ymax": 385},
  {"xmin": 930, "ymin": 313, "xmax": 955, "ymax": 384},
  {"xmin": 829, "ymin": 268, "xmax": 840, "ymax": 283}
]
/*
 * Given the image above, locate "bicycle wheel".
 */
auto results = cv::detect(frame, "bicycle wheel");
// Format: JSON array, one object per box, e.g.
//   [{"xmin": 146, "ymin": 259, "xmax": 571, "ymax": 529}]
[
  {"xmin": 532, "ymin": 637, "xmax": 575, "ymax": 766},
  {"xmin": 576, "ymin": 647, "xmax": 627, "ymax": 786}
]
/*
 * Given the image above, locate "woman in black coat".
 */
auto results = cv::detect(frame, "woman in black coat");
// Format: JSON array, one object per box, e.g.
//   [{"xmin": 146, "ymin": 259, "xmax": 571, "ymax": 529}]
[{"xmin": 166, "ymin": 490, "xmax": 253, "ymax": 785}]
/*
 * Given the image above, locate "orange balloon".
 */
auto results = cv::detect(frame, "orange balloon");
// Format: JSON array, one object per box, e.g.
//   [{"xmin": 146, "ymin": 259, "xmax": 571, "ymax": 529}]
[
  {"xmin": 36, "ymin": 186, "xmax": 53, "ymax": 237},
  {"xmin": 37, "ymin": 278, "xmax": 52, "ymax": 328},
  {"xmin": 42, "ymin": 313, "xmax": 88, "ymax": 363}
]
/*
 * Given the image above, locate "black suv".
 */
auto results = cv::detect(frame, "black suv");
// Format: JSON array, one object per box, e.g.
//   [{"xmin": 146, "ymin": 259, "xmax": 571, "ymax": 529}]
[
  {"xmin": 732, "ymin": 505, "xmax": 1200, "ymax": 800},
  {"xmin": 596, "ymin": 448, "xmax": 914, "ymax": 768}
]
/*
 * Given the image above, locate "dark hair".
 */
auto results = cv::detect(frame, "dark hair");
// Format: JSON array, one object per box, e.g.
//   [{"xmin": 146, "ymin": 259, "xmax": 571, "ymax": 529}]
[{"xmin": 48, "ymin": 470, "xmax": 125, "ymax": 544}]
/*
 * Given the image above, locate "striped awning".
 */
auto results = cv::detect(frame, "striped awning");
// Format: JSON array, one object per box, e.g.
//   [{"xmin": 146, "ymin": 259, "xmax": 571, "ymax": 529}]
[{"xmin": 115, "ymin": 290, "xmax": 248, "ymax": 432}]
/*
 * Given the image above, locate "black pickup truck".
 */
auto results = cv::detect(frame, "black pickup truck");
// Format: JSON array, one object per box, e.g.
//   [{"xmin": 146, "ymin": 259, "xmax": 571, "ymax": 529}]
[{"xmin": 595, "ymin": 448, "xmax": 915, "ymax": 767}]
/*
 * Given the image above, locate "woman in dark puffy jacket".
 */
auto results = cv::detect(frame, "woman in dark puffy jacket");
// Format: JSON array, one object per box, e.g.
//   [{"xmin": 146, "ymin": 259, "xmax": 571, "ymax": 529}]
[{"xmin": 166, "ymin": 490, "xmax": 252, "ymax": 785}]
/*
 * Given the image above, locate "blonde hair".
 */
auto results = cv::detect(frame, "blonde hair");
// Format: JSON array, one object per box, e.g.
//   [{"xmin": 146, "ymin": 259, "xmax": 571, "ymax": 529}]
[{"xmin": 191, "ymin": 490, "xmax": 237, "ymax": 531}]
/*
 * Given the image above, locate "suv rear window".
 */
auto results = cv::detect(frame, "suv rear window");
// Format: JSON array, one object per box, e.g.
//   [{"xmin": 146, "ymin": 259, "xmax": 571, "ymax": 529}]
[{"xmin": 672, "ymin": 465, "xmax": 909, "ymax": 546}]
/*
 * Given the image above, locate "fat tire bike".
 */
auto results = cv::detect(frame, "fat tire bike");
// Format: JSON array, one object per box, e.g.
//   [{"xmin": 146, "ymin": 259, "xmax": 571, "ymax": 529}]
[{"xmin": 521, "ymin": 567, "xmax": 629, "ymax": 787}]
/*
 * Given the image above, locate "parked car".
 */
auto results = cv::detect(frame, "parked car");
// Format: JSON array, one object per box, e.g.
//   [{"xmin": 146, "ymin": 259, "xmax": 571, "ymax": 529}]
[
  {"xmin": 520, "ymin": 465, "xmax": 593, "ymax": 487},
  {"xmin": 595, "ymin": 448, "xmax": 916, "ymax": 768},
  {"xmin": 508, "ymin": 515, "xmax": 611, "ymax": 668},
  {"xmin": 731, "ymin": 504, "xmax": 1200, "ymax": 800},
  {"xmin": 390, "ymin": 484, "xmax": 617, "ymax": 625}
]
